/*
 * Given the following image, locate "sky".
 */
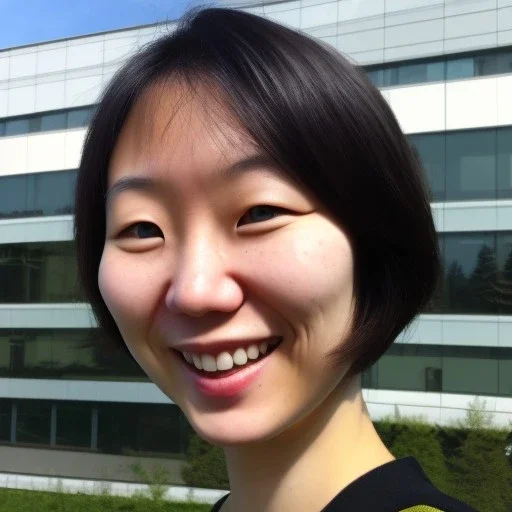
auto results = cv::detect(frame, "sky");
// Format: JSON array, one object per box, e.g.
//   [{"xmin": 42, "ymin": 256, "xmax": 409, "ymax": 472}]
[{"xmin": 0, "ymin": 0, "xmax": 211, "ymax": 49}]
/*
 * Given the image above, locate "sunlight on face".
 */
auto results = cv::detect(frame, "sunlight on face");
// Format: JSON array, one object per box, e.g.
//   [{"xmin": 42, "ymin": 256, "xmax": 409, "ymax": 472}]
[{"xmin": 98, "ymin": 82, "xmax": 355, "ymax": 445}]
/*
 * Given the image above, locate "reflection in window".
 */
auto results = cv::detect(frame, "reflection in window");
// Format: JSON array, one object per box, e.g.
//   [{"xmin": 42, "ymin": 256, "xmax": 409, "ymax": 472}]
[
  {"xmin": 56, "ymin": 403, "xmax": 91, "ymax": 448},
  {"xmin": 0, "ymin": 169, "xmax": 76, "ymax": 219},
  {"xmin": 446, "ymin": 130, "xmax": 496, "ymax": 200},
  {"xmin": 362, "ymin": 344, "xmax": 512, "ymax": 396},
  {"xmin": 363, "ymin": 46, "xmax": 512, "ymax": 87},
  {"xmin": 410, "ymin": 133, "xmax": 445, "ymax": 201},
  {"xmin": 0, "ymin": 401, "xmax": 10, "ymax": 442},
  {"xmin": 16, "ymin": 400, "xmax": 51, "ymax": 446},
  {"xmin": 497, "ymin": 127, "xmax": 512, "ymax": 199},
  {"xmin": 98, "ymin": 403, "xmax": 188, "ymax": 456},
  {"xmin": 0, "ymin": 105, "xmax": 95, "ymax": 138},
  {"xmin": 0, "ymin": 242, "xmax": 79, "ymax": 303},
  {"xmin": 0, "ymin": 329, "xmax": 144, "ymax": 379}
]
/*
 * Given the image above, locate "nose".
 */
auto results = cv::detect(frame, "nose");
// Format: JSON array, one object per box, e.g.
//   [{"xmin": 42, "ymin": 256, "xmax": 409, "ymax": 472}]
[{"xmin": 164, "ymin": 234, "xmax": 244, "ymax": 317}]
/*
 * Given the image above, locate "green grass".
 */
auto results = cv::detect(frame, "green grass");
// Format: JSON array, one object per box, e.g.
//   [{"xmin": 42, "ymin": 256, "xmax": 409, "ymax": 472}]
[{"xmin": 0, "ymin": 489, "xmax": 212, "ymax": 512}]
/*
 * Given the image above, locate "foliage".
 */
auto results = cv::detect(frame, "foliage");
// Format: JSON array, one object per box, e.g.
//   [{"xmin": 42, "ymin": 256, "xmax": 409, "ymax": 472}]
[
  {"xmin": 130, "ymin": 463, "xmax": 172, "ymax": 501},
  {"xmin": 181, "ymin": 433, "xmax": 229, "ymax": 490},
  {"xmin": 0, "ymin": 489, "xmax": 211, "ymax": 512}
]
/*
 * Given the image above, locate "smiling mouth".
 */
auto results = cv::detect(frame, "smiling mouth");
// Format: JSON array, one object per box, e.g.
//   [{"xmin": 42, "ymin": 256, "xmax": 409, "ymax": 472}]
[{"xmin": 174, "ymin": 336, "xmax": 283, "ymax": 379}]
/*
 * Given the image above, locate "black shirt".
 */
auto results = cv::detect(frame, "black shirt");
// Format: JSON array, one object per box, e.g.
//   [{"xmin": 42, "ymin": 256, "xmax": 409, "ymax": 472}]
[{"xmin": 210, "ymin": 457, "xmax": 477, "ymax": 511}]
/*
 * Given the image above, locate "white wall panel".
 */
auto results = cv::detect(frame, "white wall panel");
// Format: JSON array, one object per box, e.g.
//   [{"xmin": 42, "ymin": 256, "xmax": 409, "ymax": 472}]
[
  {"xmin": 499, "ymin": 0, "xmax": 512, "ymax": 6},
  {"xmin": 384, "ymin": 40, "xmax": 444, "ymax": 61},
  {"xmin": 0, "ymin": 216, "xmax": 73, "ymax": 244},
  {"xmin": 27, "ymin": 132, "xmax": 66, "ymax": 172},
  {"xmin": 36, "ymin": 48, "xmax": 67, "ymax": 75},
  {"xmin": 64, "ymin": 130, "xmax": 86, "ymax": 169},
  {"xmin": 443, "ymin": 32, "xmax": 497, "ymax": 52},
  {"xmin": 337, "ymin": 0, "xmax": 384, "ymax": 22},
  {"xmin": 0, "ymin": 89, "xmax": 7, "ymax": 118},
  {"xmin": 7, "ymin": 84, "xmax": 36, "ymax": 116},
  {"xmin": 300, "ymin": 2, "xmax": 337, "ymax": 28},
  {"xmin": 0, "ymin": 378, "xmax": 170, "ymax": 404},
  {"xmin": 35, "ymin": 80, "xmax": 66, "ymax": 111},
  {"xmin": 444, "ymin": 316, "xmax": 499, "ymax": 346},
  {"xmin": 0, "ymin": 304, "xmax": 95, "ymax": 329},
  {"xmin": 385, "ymin": 0, "xmax": 440, "ymax": 12},
  {"xmin": 0, "ymin": 136, "xmax": 28, "ymax": 175},
  {"xmin": 388, "ymin": 83, "xmax": 445, "ymax": 134},
  {"xmin": 446, "ymin": 78, "xmax": 498, "ymax": 130},
  {"xmin": 497, "ymin": 203, "xmax": 512, "ymax": 230},
  {"xmin": 445, "ymin": 10, "xmax": 497, "ymax": 38},
  {"xmin": 0, "ymin": 57, "xmax": 9, "ymax": 82},
  {"xmin": 443, "ymin": 202, "xmax": 498, "ymax": 231},
  {"xmin": 266, "ymin": 8, "xmax": 301, "ymax": 27},
  {"xmin": 66, "ymin": 41, "xmax": 104, "ymax": 70},
  {"xmin": 497, "ymin": 75, "xmax": 512, "ymax": 125},
  {"xmin": 103, "ymin": 36, "xmax": 138, "ymax": 64},
  {"xmin": 9, "ymin": 52, "xmax": 37, "ymax": 79},
  {"xmin": 385, "ymin": 4, "xmax": 444, "ymax": 26},
  {"xmin": 445, "ymin": 0, "xmax": 497, "ymax": 16},
  {"xmin": 338, "ymin": 28, "xmax": 384, "ymax": 53},
  {"xmin": 65, "ymin": 75, "xmax": 103, "ymax": 107},
  {"xmin": 498, "ymin": 320, "xmax": 512, "ymax": 347},
  {"xmin": 347, "ymin": 49, "xmax": 384, "ymax": 65},
  {"xmin": 265, "ymin": 0, "xmax": 299, "ymax": 12},
  {"xmin": 498, "ymin": 6, "xmax": 512, "ymax": 30},
  {"xmin": 498, "ymin": 28, "xmax": 512, "ymax": 44},
  {"xmin": 385, "ymin": 19, "xmax": 443, "ymax": 47}
]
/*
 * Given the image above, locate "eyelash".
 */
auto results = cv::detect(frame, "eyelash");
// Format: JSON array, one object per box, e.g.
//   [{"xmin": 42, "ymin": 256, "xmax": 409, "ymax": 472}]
[{"xmin": 119, "ymin": 206, "xmax": 287, "ymax": 239}]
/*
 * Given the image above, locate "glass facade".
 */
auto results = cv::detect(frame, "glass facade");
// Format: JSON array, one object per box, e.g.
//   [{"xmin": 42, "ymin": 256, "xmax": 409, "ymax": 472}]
[
  {"xmin": 364, "ymin": 46, "xmax": 512, "ymax": 88},
  {"xmin": 0, "ymin": 106, "xmax": 95, "ymax": 138},
  {"xmin": 363, "ymin": 344, "xmax": 512, "ymax": 397},
  {"xmin": 428, "ymin": 232, "xmax": 512, "ymax": 315},
  {"xmin": 410, "ymin": 126, "xmax": 512, "ymax": 202},
  {"xmin": 2, "ymin": 399, "xmax": 189, "ymax": 456},
  {"xmin": 0, "ymin": 169, "xmax": 76, "ymax": 219},
  {"xmin": 0, "ymin": 329, "xmax": 144, "ymax": 379},
  {"xmin": 0, "ymin": 242, "xmax": 80, "ymax": 303}
]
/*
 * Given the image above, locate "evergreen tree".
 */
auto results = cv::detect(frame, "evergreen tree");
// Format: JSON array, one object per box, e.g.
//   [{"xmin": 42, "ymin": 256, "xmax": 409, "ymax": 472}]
[
  {"xmin": 468, "ymin": 244, "xmax": 497, "ymax": 313},
  {"xmin": 495, "ymin": 249, "xmax": 512, "ymax": 313},
  {"xmin": 446, "ymin": 260, "xmax": 467, "ymax": 312}
]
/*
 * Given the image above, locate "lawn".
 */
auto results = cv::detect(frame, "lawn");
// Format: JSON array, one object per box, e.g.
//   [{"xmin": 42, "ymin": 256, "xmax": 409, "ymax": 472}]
[{"xmin": 0, "ymin": 489, "xmax": 212, "ymax": 512}]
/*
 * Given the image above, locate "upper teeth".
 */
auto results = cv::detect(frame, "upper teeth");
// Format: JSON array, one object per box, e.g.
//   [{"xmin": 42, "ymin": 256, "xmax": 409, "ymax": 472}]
[{"xmin": 181, "ymin": 341, "xmax": 275, "ymax": 372}]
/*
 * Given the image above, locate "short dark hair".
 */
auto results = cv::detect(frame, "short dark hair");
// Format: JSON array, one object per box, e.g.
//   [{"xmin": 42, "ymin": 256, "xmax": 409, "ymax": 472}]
[{"xmin": 74, "ymin": 7, "xmax": 440, "ymax": 375}]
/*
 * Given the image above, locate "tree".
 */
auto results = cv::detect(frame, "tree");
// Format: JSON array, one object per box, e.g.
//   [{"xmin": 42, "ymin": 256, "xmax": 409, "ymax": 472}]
[{"xmin": 467, "ymin": 245, "xmax": 497, "ymax": 313}]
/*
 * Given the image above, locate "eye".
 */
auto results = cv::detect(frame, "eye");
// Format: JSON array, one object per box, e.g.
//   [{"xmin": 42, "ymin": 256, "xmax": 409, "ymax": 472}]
[
  {"xmin": 237, "ymin": 205, "xmax": 287, "ymax": 227},
  {"xmin": 120, "ymin": 221, "xmax": 164, "ymax": 239}
]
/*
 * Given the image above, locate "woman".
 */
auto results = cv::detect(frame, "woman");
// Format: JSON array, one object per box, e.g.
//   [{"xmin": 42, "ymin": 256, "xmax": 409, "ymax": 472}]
[{"xmin": 74, "ymin": 7, "xmax": 476, "ymax": 512}]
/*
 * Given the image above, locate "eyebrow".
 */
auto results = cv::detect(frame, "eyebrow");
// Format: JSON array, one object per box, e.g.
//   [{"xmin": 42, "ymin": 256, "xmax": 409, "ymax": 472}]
[{"xmin": 105, "ymin": 154, "xmax": 283, "ymax": 206}]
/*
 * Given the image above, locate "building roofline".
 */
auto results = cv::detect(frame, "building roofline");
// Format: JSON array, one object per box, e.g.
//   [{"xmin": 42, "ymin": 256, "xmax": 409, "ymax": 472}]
[{"xmin": 0, "ymin": 18, "xmax": 177, "ymax": 54}]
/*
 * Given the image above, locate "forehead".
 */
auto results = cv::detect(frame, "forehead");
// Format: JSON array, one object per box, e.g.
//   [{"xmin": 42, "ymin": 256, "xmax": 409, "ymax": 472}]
[{"xmin": 108, "ymin": 80, "xmax": 258, "ymax": 186}]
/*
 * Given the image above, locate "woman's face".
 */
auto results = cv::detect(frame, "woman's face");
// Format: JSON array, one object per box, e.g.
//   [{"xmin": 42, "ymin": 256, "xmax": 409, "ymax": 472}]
[{"xmin": 99, "ymin": 85, "xmax": 355, "ymax": 445}]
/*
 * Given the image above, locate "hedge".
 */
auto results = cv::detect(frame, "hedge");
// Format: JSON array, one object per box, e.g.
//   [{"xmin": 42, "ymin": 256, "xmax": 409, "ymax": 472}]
[{"xmin": 182, "ymin": 413, "xmax": 512, "ymax": 512}]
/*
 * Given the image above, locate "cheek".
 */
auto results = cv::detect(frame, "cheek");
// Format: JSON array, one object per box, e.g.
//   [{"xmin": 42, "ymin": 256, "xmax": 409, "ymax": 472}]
[
  {"xmin": 256, "ymin": 223, "xmax": 353, "ymax": 310},
  {"xmin": 98, "ymin": 249, "xmax": 163, "ymax": 339}
]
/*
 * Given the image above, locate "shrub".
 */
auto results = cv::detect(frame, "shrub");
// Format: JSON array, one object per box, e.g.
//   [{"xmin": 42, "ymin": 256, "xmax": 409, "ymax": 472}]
[{"xmin": 181, "ymin": 433, "xmax": 229, "ymax": 490}]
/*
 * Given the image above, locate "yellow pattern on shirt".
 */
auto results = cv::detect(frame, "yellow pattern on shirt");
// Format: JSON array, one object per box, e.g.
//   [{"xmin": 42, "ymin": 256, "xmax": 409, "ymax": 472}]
[{"xmin": 400, "ymin": 506, "xmax": 444, "ymax": 512}]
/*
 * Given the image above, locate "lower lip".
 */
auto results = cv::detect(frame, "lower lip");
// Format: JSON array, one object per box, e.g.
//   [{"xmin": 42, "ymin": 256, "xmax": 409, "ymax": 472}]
[{"xmin": 180, "ymin": 345, "xmax": 278, "ymax": 398}]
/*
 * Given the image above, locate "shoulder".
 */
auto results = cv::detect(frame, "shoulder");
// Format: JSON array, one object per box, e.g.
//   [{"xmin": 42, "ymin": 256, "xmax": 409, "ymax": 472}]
[{"xmin": 322, "ymin": 457, "xmax": 477, "ymax": 512}]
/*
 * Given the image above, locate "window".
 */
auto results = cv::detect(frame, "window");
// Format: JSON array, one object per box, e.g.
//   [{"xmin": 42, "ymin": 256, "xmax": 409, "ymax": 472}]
[
  {"xmin": 497, "ymin": 127, "xmax": 512, "ymax": 199},
  {"xmin": 445, "ymin": 130, "xmax": 496, "ymax": 200},
  {"xmin": 16, "ymin": 400, "xmax": 51, "ymax": 446},
  {"xmin": 363, "ymin": 46, "xmax": 512, "ymax": 88},
  {"xmin": 363, "ymin": 345, "xmax": 512, "ymax": 396},
  {"xmin": 56, "ymin": 403, "xmax": 91, "ymax": 448},
  {"xmin": 0, "ymin": 329, "xmax": 144, "ymax": 379},
  {"xmin": 410, "ymin": 133, "xmax": 445, "ymax": 201},
  {"xmin": 0, "ymin": 169, "xmax": 77, "ymax": 219},
  {"xmin": 443, "ymin": 233, "xmax": 496, "ymax": 314},
  {"xmin": 0, "ymin": 105, "xmax": 96, "ymax": 138},
  {"xmin": 0, "ymin": 402, "xmax": 10, "ymax": 443}
]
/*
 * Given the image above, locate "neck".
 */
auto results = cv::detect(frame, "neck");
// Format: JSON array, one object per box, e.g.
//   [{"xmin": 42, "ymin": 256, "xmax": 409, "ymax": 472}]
[{"xmin": 221, "ymin": 374, "xmax": 394, "ymax": 512}]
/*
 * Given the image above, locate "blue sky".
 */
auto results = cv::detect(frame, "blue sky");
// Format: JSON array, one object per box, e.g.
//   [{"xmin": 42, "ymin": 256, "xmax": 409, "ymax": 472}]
[{"xmin": 0, "ymin": 0, "xmax": 211, "ymax": 49}]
